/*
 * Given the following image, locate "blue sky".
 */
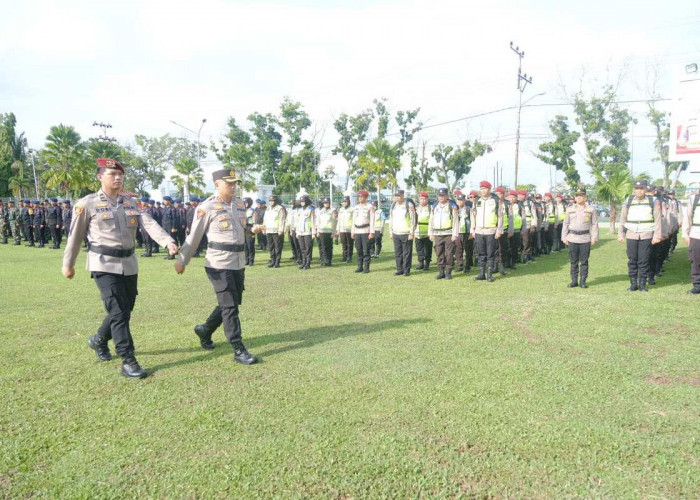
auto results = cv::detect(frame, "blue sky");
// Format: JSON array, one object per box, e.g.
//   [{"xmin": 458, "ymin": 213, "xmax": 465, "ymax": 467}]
[{"xmin": 1, "ymin": 0, "xmax": 699, "ymax": 189}]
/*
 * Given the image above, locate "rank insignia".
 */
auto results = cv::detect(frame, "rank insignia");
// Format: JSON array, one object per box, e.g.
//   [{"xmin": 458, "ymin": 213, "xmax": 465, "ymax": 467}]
[
  {"xmin": 215, "ymin": 204, "xmax": 223, "ymax": 210},
  {"xmin": 74, "ymin": 206, "xmax": 84, "ymax": 215},
  {"xmin": 222, "ymin": 221, "xmax": 229, "ymax": 228},
  {"xmin": 197, "ymin": 208, "xmax": 206, "ymax": 220},
  {"xmin": 130, "ymin": 218, "xmax": 136, "ymax": 225},
  {"xmin": 97, "ymin": 202, "xmax": 107, "ymax": 208},
  {"xmin": 102, "ymin": 213, "xmax": 111, "ymax": 219}
]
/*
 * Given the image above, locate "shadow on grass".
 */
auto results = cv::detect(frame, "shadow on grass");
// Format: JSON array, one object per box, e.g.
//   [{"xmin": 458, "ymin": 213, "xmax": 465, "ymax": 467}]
[
  {"xmin": 586, "ymin": 273, "xmax": 630, "ymax": 286},
  {"xmin": 143, "ymin": 318, "xmax": 431, "ymax": 374}
]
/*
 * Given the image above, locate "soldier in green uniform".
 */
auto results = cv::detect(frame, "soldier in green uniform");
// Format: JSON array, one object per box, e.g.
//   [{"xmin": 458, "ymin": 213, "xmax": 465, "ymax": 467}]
[
  {"xmin": 8, "ymin": 200, "xmax": 21, "ymax": 245},
  {"xmin": 0, "ymin": 201, "xmax": 8, "ymax": 244}
]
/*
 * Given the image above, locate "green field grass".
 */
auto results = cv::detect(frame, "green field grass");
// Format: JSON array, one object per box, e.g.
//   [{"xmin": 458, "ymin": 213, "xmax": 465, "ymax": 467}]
[{"xmin": 1, "ymin": 232, "xmax": 698, "ymax": 498}]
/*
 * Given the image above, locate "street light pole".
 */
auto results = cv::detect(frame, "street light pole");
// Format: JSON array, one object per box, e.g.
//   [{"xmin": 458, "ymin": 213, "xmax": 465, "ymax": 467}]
[{"xmin": 28, "ymin": 149, "xmax": 39, "ymax": 199}]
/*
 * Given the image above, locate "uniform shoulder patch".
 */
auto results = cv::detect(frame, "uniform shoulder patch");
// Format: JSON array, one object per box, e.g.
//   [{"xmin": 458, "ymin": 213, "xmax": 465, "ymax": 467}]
[
  {"xmin": 74, "ymin": 206, "xmax": 85, "ymax": 216},
  {"xmin": 197, "ymin": 208, "xmax": 206, "ymax": 220}
]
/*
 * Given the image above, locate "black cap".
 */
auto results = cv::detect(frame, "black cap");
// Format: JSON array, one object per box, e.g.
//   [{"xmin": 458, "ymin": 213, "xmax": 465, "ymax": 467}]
[
  {"xmin": 456, "ymin": 194, "xmax": 466, "ymax": 201},
  {"xmin": 395, "ymin": 189, "xmax": 405, "ymax": 196},
  {"xmin": 438, "ymin": 188, "xmax": 448, "ymax": 196},
  {"xmin": 212, "ymin": 169, "xmax": 242, "ymax": 183},
  {"xmin": 342, "ymin": 195, "xmax": 350, "ymax": 202},
  {"xmin": 574, "ymin": 188, "xmax": 587, "ymax": 196},
  {"xmin": 634, "ymin": 179, "xmax": 648, "ymax": 189}
]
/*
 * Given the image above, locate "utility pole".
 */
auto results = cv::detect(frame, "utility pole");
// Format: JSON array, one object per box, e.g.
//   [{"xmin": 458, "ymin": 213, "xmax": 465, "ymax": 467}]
[
  {"xmin": 92, "ymin": 121, "xmax": 117, "ymax": 143},
  {"xmin": 27, "ymin": 148, "xmax": 39, "ymax": 199},
  {"xmin": 510, "ymin": 42, "xmax": 533, "ymax": 189}
]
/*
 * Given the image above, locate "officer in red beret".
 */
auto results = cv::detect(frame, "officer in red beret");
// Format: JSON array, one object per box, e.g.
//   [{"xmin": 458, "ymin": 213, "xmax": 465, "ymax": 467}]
[{"xmin": 470, "ymin": 180, "xmax": 504, "ymax": 282}]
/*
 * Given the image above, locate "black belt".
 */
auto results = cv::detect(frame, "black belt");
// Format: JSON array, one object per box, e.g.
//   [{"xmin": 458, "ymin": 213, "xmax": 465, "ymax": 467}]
[
  {"xmin": 89, "ymin": 245, "xmax": 134, "ymax": 258},
  {"xmin": 354, "ymin": 223, "xmax": 369, "ymax": 228},
  {"xmin": 208, "ymin": 241, "xmax": 244, "ymax": 252},
  {"xmin": 570, "ymin": 230, "xmax": 589, "ymax": 235}
]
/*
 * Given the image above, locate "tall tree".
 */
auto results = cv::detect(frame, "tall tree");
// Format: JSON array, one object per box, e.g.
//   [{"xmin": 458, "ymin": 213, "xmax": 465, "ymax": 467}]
[
  {"xmin": 170, "ymin": 156, "xmax": 205, "ymax": 198},
  {"xmin": 433, "ymin": 140, "xmax": 491, "ymax": 193},
  {"xmin": 392, "ymin": 107, "xmax": 422, "ymax": 191},
  {"xmin": 248, "ymin": 112, "xmax": 282, "ymax": 186},
  {"xmin": 536, "ymin": 116, "xmax": 581, "ymax": 190},
  {"xmin": 647, "ymin": 105, "xmax": 689, "ymax": 189},
  {"xmin": 573, "ymin": 86, "xmax": 635, "ymax": 232},
  {"xmin": 273, "ymin": 140, "xmax": 321, "ymax": 195},
  {"xmin": 0, "ymin": 113, "xmax": 22, "ymax": 196},
  {"xmin": 373, "ymin": 98, "xmax": 390, "ymax": 140},
  {"xmin": 404, "ymin": 140, "xmax": 434, "ymax": 192},
  {"xmin": 278, "ymin": 97, "xmax": 311, "ymax": 154},
  {"xmin": 594, "ymin": 169, "xmax": 633, "ymax": 233},
  {"xmin": 41, "ymin": 124, "xmax": 92, "ymax": 198},
  {"xmin": 357, "ymin": 138, "xmax": 400, "ymax": 201},
  {"xmin": 332, "ymin": 109, "xmax": 373, "ymax": 191},
  {"xmin": 133, "ymin": 134, "xmax": 177, "ymax": 191},
  {"xmin": 211, "ymin": 118, "xmax": 256, "ymax": 190}
]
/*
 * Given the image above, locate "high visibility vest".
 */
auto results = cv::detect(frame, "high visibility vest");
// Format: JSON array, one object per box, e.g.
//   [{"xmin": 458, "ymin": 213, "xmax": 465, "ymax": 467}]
[
  {"xmin": 374, "ymin": 209, "xmax": 384, "ymax": 233},
  {"xmin": 295, "ymin": 207, "xmax": 315, "ymax": 234},
  {"xmin": 317, "ymin": 208, "xmax": 334, "ymax": 232},
  {"xmin": 337, "ymin": 206, "xmax": 353, "ymax": 231},
  {"xmin": 475, "ymin": 195, "xmax": 498, "ymax": 229},
  {"xmin": 432, "ymin": 203, "xmax": 453, "ymax": 231},
  {"xmin": 416, "ymin": 205, "xmax": 430, "ymax": 236},
  {"xmin": 625, "ymin": 196, "xmax": 655, "ymax": 233},
  {"xmin": 547, "ymin": 202, "xmax": 556, "ymax": 223},
  {"xmin": 246, "ymin": 208, "xmax": 254, "ymax": 225},
  {"xmin": 502, "ymin": 200, "xmax": 510, "ymax": 229},
  {"xmin": 391, "ymin": 202, "xmax": 411, "ymax": 234},
  {"xmin": 457, "ymin": 206, "xmax": 470, "ymax": 234},
  {"xmin": 556, "ymin": 203, "xmax": 566, "ymax": 222},
  {"xmin": 511, "ymin": 202, "xmax": 523, "ymax": 230},
  {"xmin": 263, "ymin": 205, "xmax": 283, "ymax": 232}
]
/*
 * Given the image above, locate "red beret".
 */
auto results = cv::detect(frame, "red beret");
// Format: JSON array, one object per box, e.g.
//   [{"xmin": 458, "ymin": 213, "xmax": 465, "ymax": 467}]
[
  {"xmin": 96, "ymin": 157, "xmax": 124, "ymax": 172},
  {"xmin": 453, "ymin": 189, "xmax": 462, "ymax": 196},
  {"xmin": 555, "ymin": 194, "xmax": 563, "ymax": 199},
  {"xmin": 419, "ymin": 191, "xmax": 429, "ymax": 198},
  {"xmin": 480, "ymin": 180, "xmax": 492, "ymax": 189},
  {"xmin": 508, "ymin": 190, "xmax": 518, "ymax": 196},
  {"xmin": 357, "ymin": 190, "xmax": 369, "ymax": 197},
  {"xmin": 494, "ymin": 187, "xmax": 505, "ymax": 194},
  {"xmin": 517, "ymin": 190, "xmax": 527, "ymax": 196},
  {"xmin": 469, "ymin": 190, "xmax": 478, "ymax": 197},
  {"xmin": 545, "ymin": 192, "xmax": 553, "ymax": 198}
]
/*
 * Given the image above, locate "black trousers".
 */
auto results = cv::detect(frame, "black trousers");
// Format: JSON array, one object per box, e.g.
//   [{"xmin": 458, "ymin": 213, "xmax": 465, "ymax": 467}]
[
  {"xmin": 649, "ymin": 241, "xmax": 664, "ymax": 278},
  {"xmin": 392, "ymin": 234, "xmax": 412, "ymax": 273},
  {"xmin": 555, "ymin": 225, "xmax": 563, "ymax": 250},
  {"xmin": 568, "ymin": 242, "xmax": 591, "ymax": 280},
  {"xmin": 244, "ymin": 234, "xmax": 256, "ymax": 264},
  {"xmin": 670, "ymin": 230, "xmax": 678, "ymax": 252},
  {"xmin": 475, "ymin": 233, "xmax": 497, "ymax": 269},
  {"xmin": 434, "ymin": 235, "xmax": 454, "ymax": 269},
  {"xmin": 202, "ymin": 267, "xmax": 245, "ymax": 345},
  {"xmin": 93, "ymin": 272, "xmax": 138, "ymax": 358},
  {"xmin": 257, "ymin": 232, "xmax": 267, "ymax": 250},
  {"xmin": 297, "ymin": 234, "xmax": 313, "ymax": 267},
  {"xmin": 267, "ymin": 233, "xmax": 283, "ymax": 266},
  {"xmin": 339, "ymin": 232, "xmax": 353, "ymax": 262},
  {"xmin": 370, "ymin": 231, "xmax": 383, "ymax": 256},
  {"xmin": 545, "ymin": 225, "xmax": 555, "ymax": 252},
  {"xmin": 289, "ymin": 233, "xmax": 300, "ymax": 261},
  {"xmin": 454, "ymin": 233, "xmax": 473, "ymax": 269},
  {"xmin": 140, "ymin": 228, "xmax": 153, "ymax": 255},
  {"xmin": 415, "ymin": 237, "xmax": 433, "ymax": 264},
  {"xmin": 690, "ymin": 238, "xmax": 700, "ymax": 286},
  {"xmin": 496, "ymin": 233, "xmax": 510, "ymax": 267},
  {"xmin": 48, "ymin": 224, "xmax": 60, "ymax": 247},
  {"xmin": 318, "ymin": 232, "xmax": 333, "ymax": 264},
  {"xmin": 626, "ymin": 238, "xmax": 652, "ymax": 280},
  {"xmin": 355, "ymin": 233, "xmax": 371, "ymax": 269},
  {"xmin": 521, "ymin": 230, "xmax": 533, "ymax": 260},
  {"xmin": 509, "ymin": 232, "xmax": 521, "ymax": 266},
  {"xmin": 34, "ymin": 224, "xmax": 44, "ymax": 246}
]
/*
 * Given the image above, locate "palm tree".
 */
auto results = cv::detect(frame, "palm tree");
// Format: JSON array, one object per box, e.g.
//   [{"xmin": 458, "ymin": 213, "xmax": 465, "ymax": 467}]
[
  {"xmin": 42, "ymin": 124, "xmax": 91, "ymax": 198},
  {"xmin": 170, "ymin": 156, "xmax": 204, "ymax": 200},
  {"xmin": 357, "ymin": 138, "xmax": 400, "ymax": 203},
  {"xmin": 594, "ymin": 169, "xmax": 632, "ymax": 233},
  {"xmin": 8, "ymin": 162, "xmax": 32, "ymax": 198}
]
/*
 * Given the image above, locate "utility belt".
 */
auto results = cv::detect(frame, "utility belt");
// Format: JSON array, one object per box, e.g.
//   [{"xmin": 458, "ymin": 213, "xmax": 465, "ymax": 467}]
[
  {"xmin": 354, "ymin": 223, "xmax": 369, "ymax": 228},
  {"xmin": 570, "ymin": 230, "xmax": 589, "ymax": 235},
  {"xmin": 208, "ymin": 241, "xmax": 245, "ymax": 252},
  {"xmin": 89, "ymin": 245, "xmax": 135, "ymax": 258}
]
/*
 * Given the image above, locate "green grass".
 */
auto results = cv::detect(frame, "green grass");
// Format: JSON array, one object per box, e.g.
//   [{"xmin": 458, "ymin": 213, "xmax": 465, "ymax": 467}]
[{"xmin": 1, "ymin": 232, "xmax": 699, "ymax": 498}]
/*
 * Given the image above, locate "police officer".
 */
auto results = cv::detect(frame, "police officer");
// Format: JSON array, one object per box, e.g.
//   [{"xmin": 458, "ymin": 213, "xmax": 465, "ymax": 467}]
[
  {"xmin": 244, "ymin": 197, "xmax": 256, "ymax": 265},
  {"xmin": 370, "ymin": 200, "xmax": 385, "ymax": 258},
  {"xmin": 151, "ymin": 200, "xmax": 162, "ymax": 254},
  {"xmin": 668, "ymin": 189, "xmax": 680, "ymax": 254},
  {"xmin": 494, "ymin": 187, "xmax": 512, "ymax": 275},
  {"xmin": 336, "ymin": 195, "xmax": 354, "ymax": 263},
  {"xmin": 8, "ymin": 200, "xmax": 21, "ymax": 245},
  {"xmin": 682, "ymin": 188, "xmax": 700, "ymax": 294},
  {"xmin": 389, "ymin": 190, "xmax": 416, "ymax": 276},
  {"xmin": 33, "ymin": 200, "xmax": 46, "ymax": 248},
  {"xmin": 316, "ymin": 198, "xmax": 335, "ymax": 266},
  {"xmin": 295, "ymin": 194, "xmax": 316, "ymax": 270},
  {"xmin": 139, "ymin": 197, "xmax": 154, "ymax": 257},
  {"xmin": 543, "ymin": 193, "xmax": 557, "ymax": 254},
  {"xmin": 286, "ymin": 199, "xmax": 300, "ymax": 264},
  {"xmin": 0, "ymin": 201, "xmax": 8, "ymax": 244},
  {"xmin": 263, "ymin": 195, "xmax": 286, "ymax": 268},
  {"xmin": 161, "ymin": 196, "xmax": 178, "ymax": 260},
  {"xmin": 45, "ymin": 198, "xmax": 62, "ymax": 249},
  {"xmin": 454, "ymin": 193, "xmax": 473, "ymax": 273},
  {"xmin": 562, "ymin": 189, "xmax": 598, "ymax": 288},
  {"xmin": 255, "ymin": 199, "xmax": 267, "ymax": 250},
  {"xmin": 62, "ymin": 158, "xmax": 178, "ymax": 378},
  {"xmin": 352, "ymin": 190, "xmax": 375, "ymax": 273},
  {"xmin": 471, "ymin": 181, "xmax": 504, "ymax": 282},
  {"xmin": 414, "ymin": 191, "xmax": 433, "ymax": 270},
  {"xmin": 175, "ymin": 170, "xmax": 258, "ymax": 365},
  {"xmin": 176, "ymin": 199, "xmax": 187, "ymax": 246},
  {"xmin": 22, "ymin": 200, "xmax": 34, "ymax": 246},
  {"xmin": 517, "ymin": 190, "xmax": 535, "ymax": 263},
  {"xmin": 618, "ymin": 179, "xmax": 662, "ymax": 292},
  {"xmin": 62, "ymin": 200, "xmax": 72, "ymax": 239},
  {"xmin": 429, "ymin": 188, "xmax": 458, "ymax": 279},
  {"xmin": 554, "ymin": 194, "xmax": 566, "ymax": 251}
]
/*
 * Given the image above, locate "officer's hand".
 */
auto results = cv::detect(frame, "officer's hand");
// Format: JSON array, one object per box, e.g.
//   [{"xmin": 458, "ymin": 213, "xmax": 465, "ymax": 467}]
[
  {"xmin": 408, "ymin": 234, "xmax": 414, "ymax": 240},
  {"xmin": 451, "ymin": 236, "xmax": 457, "ymax": 242},
  {"xmin": 429, "ymin": 236, "xmax": 434, "ymax": 241},
  {"xmin": 167, "ymin": 242, "xmax": 179, "ymax": 255},
  {"xmin": 685, "ymin": 237, "xmax": 690, "ymax": 246},
  {"xmin": 563, "ymin": 238, "xmax": 569, "ymax": 246},
  {"xmin": 174, "ymin": 262, "xmax": 185, "ymax": 274},
  {"xmin": 495, "ymin": 232, "xmax": 501, "ymax": 239},
  {"xmin": 469, "ymin": 234, "xmax": 474, "ymax": 240},
  {"xmin": 171, "ymin": 228, "xmax": 177, "ymax": 233},
  {"xmin": 62, "ymin": 266, "xmax": 75, "ymax": 279},
  {"xmin": 652, "ymin": 238, "xmax": 661, "ymax": 245},
  {"xmin": 508, "ymin": 233, "xmax": 513, "ymax": 238},
  {"xmin": 591, "ymin": 240, "xmax": 596, "ymax": 246},
  {"xmin": 278, "ymin": 231, "xmax": 283, "ymax": 236},
  {"xmin": 617, "ymin": 236, "xmax": 625, "ymax": 243},
  {"xmin": 369, "ymin": 233, "xmax": 374, "ymax": 239}
]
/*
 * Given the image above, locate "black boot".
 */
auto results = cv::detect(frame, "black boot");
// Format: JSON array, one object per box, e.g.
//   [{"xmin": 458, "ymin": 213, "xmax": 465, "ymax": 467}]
[
  {"xmin": 579, "ymin": 276, "xmax": 588, "ymax": 289},
  {"xmin": 498, "ymin": 263, "xmax": 506, "ymax": 276},
  {"xmin": 486, "ymin": 267, "xmax": 495, "ymax": 282},
  {"xmin": 648, "ymin": 275, "xmax": 656, "ymax": 285},
  {"xmin": 233, "ymin": 342, "xmax": 258, "ymax": 365},
  {"xmin": 474, "ymin": 265, "xmax": 486, "ymax": 281},
  {"xmin": 445, "ymin": 269, "xmax": 452, "ymax": 280},
  {"xmin": 87, "ymin": 335, "xmax": 112, "ymax": 361},
  {"xmin": 363, "ymin": 262, "xmax": 370, "ymax": 273},
  {"xmin": 638, "ymin": 276, "xmax": 649, "ymax": 292},
  {"xmin": 436, "ymin": 266, "xmax": 445, "ymax": 279},
  {"xmin": 416, "ymin": 261, "xmax": 424, "ymax": 270},
  {"xmin": 194, "ymin": 325, "xmax": 215, "ymax": 350},
  {"xmin": 121, "ymin": 357, "xmax": 147, "ymax": 379},
  {"xmin": 687, "ymin": 285, "xmax": 700, "ymax": 294},
  {"xmin": 424, "ymin": 261, "xmax": 430, "ymax": 271},
  {"xmin": 355, "ymin": 265, "xmax": 363, "ymax": 273},
  {"xmin": 627, "ymin": 278, "xmax": 638, "ymax": 292}
]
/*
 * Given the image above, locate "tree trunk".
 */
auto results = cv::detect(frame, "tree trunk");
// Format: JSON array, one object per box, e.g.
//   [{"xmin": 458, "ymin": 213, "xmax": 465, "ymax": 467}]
[{"xmin": 609, "ymin": 203, "xmax": 617, "ymax": 234}]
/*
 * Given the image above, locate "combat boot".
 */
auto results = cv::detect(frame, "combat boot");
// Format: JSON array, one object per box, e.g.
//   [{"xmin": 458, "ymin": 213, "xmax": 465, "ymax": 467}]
[
  {"xmin": 445, "ymin": 269, "xmax": 452, "ymax": 280},
  {"xmin": 627, "ymin": 278, "xmax": 638, "ymax": 292},
  {"xmin": 648, "ymin": 275, "xmax": 656, "ymax": 285},
  {"xmin": 486, "ymin": 267, "xmax": 495, "ymax": 282},
  {"xmin": 638, "ymin": 276, "xmax": 649, "ymax": 292},
  {"xmin": 474, "ymin": 265, "xmax": 486, "ymax": 281},
  {"xmin": 363, "ymin": 262, "xmax": 370, "ymax": 273},
  {"xmin": 87, "ymin": 334, "xmax": 112, "ymax": 361},
  {"xmin": 424, "ymin": 261, "xmax": 430, "ymax": 271},
  {"xmin": 568, "ymin": 270, "xmax": 579, "ymax": 288},
  {"xmin": 354, "ymin": 264, "xmax": 363, "ymax": 273},
  {"xmin": 687, "ymin": 285, "xmax": 700, "ymax": 294},
  {"xmin": 194, "ymin": 325, "xmax": 215, "ymax": 350},
  {"xmin": 121, "ymin": 357, "xmax": 147, "ymax": 379},
  {"xmin": 416, "ymin": 261, "xmax": 424, "ymax": 270},
  {"xmin": 498, "ymin": 263, "xmax": 506, "ymax": 276},
  {"xmin": 579, "ymin": 276, "xmax": 588, "ymax": 289},
  {"xmin": 436, "ymin": 267, "xmax": 445, "ymax": 279},
  {"xmin": 233, "ymin": 342, "xmax": 258, "ymax": 365}
]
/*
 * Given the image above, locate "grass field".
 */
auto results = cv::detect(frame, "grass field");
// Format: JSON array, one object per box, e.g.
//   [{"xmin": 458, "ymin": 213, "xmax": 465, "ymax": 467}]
[{"xmin": 1, "ymin": 231, "xmax": 699, "ymax": 498}]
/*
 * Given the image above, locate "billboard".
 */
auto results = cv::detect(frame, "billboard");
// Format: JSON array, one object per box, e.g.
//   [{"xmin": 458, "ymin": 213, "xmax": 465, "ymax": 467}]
[{"xmin": 669, "ymin": 76, "xmax": 700, "ymax": 163}]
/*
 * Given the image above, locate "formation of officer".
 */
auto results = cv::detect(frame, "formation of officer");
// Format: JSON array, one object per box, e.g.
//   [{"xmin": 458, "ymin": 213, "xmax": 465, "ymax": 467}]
[
  {"xmin": 175, "ymin": 169, "xmax": 258, "ymax": 365},
  {"xmin": 62, "ymin": 158, "xmax": 178, "ymax": 379},
  {"xmin": 336, "ymin": 195, "xmax": 354, "ymax": 263}
]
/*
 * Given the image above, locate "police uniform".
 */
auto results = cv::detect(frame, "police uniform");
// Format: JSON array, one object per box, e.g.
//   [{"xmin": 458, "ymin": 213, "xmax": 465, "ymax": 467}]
[
  {"xmin": 351, "ymin": 191, "xmax": 375, "ymax": 273},
  {"xmin": 336, "ymin": 197, "xmax": 354, "ymax": 263},
  {"xmin": 46, "ymin": 198, "xmax": 63, "ymax": 249},
  {"xmin": 429, "ymin": 188, "xmax": 459, "ymax": 279},
  {"xmin": 454, "ymin": 195, "xmax": 474, "ymax": 273},
  {"xmin": 518, "ymin": 192, "xmax": 535, "ymax": 262},
  {"xmin": 682, "ymin": 190, "xmax": 700, "ymax": 294},
  {"xmin": 414, "ymin": 193, "xmax": 433, "ymax": 270},
  {"xmin": 0, "ymin": 202, "xmax": 8, "ymax": 244},
  {"xmin": 295, "ymin": 196, "xmax": 316, "ymax": 270},
  {"xmin": 161, "ymin": 197, "xmax": 178, "ymax": 260},
  {"xmin": 507, "ymin": 190, "xmax": 527, "ymax": 268},
  {"xmin": 562, "ymin": 189, "xmax": 598, "ymax": 288},
  {"xmin": 33, "ymin": 201, "xmax": 46, "ymax": 248},
  {"xmin": 471, "ymin": 181, "xmax": 504, "ymax": 282},
  {"xmin": 315, "ymin": 200, "xmax": 335, "ymax": 266},
  {"xmin": 178, "ymin": 169, "xmax": 258, "ymax": 364},
  {"xmin": 543, "ymin": 194, "xmax": 557, "ymax": 254},
  {"xmin": 263, "ymin": 195, "xmax": 287, "ymax": 268},
  {"xmin": 494, "ymin": 188, "xmax": 514, "ymax": 275},
  {"xmin": 244, "ymin": 198, "xmax": 256, "ymax": 265},
  {"xmin": 255, "ymin": 201, "xmax": 267, "ymax": 250},
  {"xmin": 63, "ymin": 158, "xmax": 176, "ymax": 378},
  {"xmin": 286, "ymin": 200, "xmax": 300, "ymax": 263},
  {"xmin": 370, "ymin": 201, "xmax": 385, "ymax": 258},
  {"xmin": 62, "ymin": 201, "xmax": 72, "ymax": 239},
  {"xmin": 618, "ymin": 179, "xmax": 663, "ymax": 291},
  {"xmin": 389, "ymin": 191, "xmax": 416, "ymax": 276}
]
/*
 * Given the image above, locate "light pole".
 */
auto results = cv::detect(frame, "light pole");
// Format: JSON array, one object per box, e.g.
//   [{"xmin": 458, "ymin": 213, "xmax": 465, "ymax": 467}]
[
  {"xmin": 169, "ymin": 118, "xmax": 207, "ymax": 202},
  {"xmin": 27, "ymin": 148, "xmax": 39, "ymax": 199},
  {"xmin": 514, "ymin": 91, "xmax": 546, "ymax": 188}
]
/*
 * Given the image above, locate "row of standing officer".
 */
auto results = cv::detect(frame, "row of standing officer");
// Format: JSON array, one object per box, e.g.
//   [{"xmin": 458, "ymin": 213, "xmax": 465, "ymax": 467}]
[{"xmin": 0, "ymin": 198, "xmax": 72, "ymax": 248}]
